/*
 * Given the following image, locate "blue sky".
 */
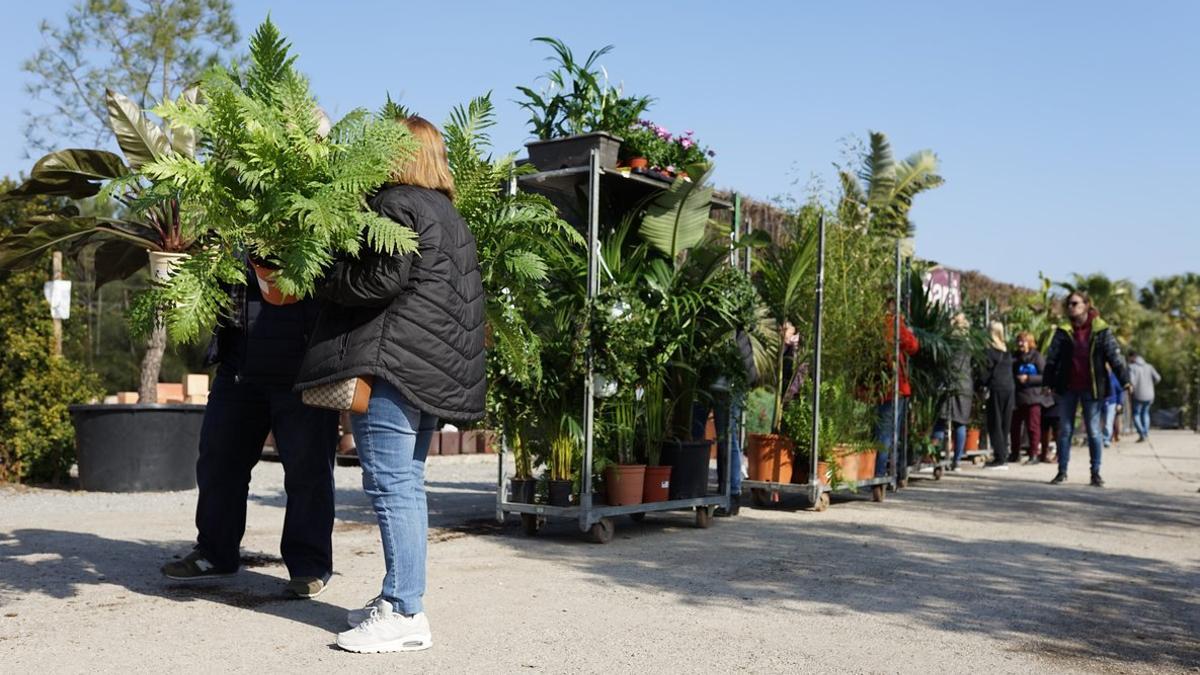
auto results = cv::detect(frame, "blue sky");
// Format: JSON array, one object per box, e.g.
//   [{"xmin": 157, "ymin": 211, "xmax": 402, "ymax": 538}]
[{"xmin": 1, "ymin": 0, "xmax": 1196, "ymax": 289}]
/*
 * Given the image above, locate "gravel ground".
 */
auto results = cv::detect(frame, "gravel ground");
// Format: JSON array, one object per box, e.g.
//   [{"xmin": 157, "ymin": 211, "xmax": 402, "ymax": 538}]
[{"xmin": 1, "ymin": 431, "xmax": 1197, "ymax": 674}]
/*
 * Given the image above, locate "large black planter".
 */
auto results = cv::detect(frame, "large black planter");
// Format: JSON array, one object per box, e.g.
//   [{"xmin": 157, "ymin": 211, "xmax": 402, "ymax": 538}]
[
  {"xmin": 509, "ymin": 477, "xmax": 536, "ymax": 504},
  {"xmin": 660, "ymin": 439, "xmax": 711, "ymax": 500},
  {"xmin": 69, "ymin": 404, "xmax": 206, "ymax": 492},
  {"xmin": 525, "ymin": 132, "xmax": 622, "ymax": 171}
]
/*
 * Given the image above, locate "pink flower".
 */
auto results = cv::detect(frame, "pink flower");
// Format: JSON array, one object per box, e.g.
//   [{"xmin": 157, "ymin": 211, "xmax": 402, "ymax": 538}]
[
  {"xmin": 684, "ymin": 129, "xmax": 694, "ymax": 136},
  {"xmin": 680, "ymin": 138, "xmax": 694, "ymax": 149}
]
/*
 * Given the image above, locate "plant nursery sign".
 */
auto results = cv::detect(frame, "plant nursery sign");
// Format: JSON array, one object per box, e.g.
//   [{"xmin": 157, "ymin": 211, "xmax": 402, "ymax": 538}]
[{"xmin": 922, "ymin": 268, "xmax": 961, "ymax": 310}]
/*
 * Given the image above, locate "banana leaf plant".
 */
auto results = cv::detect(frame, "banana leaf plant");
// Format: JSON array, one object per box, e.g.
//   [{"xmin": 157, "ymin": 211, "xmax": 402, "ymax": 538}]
[{"xmin": 0, "ymin": 88, "xmax": 201, "ymax": 403}]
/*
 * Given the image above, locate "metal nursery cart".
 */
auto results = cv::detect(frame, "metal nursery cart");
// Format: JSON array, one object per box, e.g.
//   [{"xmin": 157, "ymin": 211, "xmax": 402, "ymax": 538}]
[
  {"xmin": 495, "ymin": 150, "xmax": 734, "ymax": 543},
  {"xmin": 741, "ymin": 227, "xmax": 902, "ymax": 510}
]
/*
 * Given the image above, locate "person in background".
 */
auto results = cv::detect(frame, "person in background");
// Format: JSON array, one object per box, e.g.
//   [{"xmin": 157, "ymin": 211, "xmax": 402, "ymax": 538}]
[
  {"xmin": 1011, "ymin": 331, "xmax": 1051, "ymax": 464},
  {"xmin": 932, "ymin": 313, "xmax": 973, "ymax": 471},
  {"xmin": 1126, "ymin": 349, "xmax": 1162, "ymax": 442},
  {"xmin": 979, "ymin": 321, "xmax": 1015, "ymax": 470},
  {"xmin": 1043, "ymin": 291, "xmax": 1130, "ymax": 487},
  {"xmin": 1102, "ymin": 365, "xmax": 1122, "ymax": 447},
  {"xmin": 875, "ymin": 298, "xmax": 919, "ymax": 477},
  {"xmin": 296, "ymin": 116, "xmax": 486, "ymax": 653}
]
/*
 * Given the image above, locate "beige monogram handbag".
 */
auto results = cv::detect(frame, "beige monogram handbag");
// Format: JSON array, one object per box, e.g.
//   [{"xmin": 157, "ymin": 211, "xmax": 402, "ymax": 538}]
[{"xmin": 301, "ymin": 376, "xmax": 373, "ymax": 414}]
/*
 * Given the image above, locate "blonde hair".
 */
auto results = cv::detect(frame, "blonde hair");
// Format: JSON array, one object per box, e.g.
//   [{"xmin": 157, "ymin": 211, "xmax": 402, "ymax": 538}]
[
  {"xmin": 989, "ymin": 321, "xmax": 1007, "ymax": 351},
  {"xmin": 1016, "ymin": 330, "xmax": 1035, "ymax": 350},
  {"xmin": 391, "ymin": 116, "xmax": 455, "ymax": 200}
]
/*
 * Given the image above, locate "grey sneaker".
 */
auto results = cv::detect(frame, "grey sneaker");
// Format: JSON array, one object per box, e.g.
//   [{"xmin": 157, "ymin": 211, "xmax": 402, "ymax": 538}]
[
  {"xmin": 285, "ymin": 574, "xmax": 331, "ymax": 599},
  {"xmin": 336, "ymin": 599, "xmax": 432, "ymax": 653},
  {"xmin": 346, "ymin": 595, "xmax": 383, "ymax": 628},
  {"xmin": 162, "ymin": 550, "xmax": 237, "ymax": 581}
]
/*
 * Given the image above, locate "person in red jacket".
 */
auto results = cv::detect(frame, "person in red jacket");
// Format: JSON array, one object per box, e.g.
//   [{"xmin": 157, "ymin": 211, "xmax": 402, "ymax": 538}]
[{"xmin": 875, "ymin": 298, "xmax": 920, "ymax": 476}]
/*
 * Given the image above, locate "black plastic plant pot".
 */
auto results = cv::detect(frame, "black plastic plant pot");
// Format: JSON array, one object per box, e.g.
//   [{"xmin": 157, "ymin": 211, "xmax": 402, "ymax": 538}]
[
  {"xmin": 525, "ymin": 132, "xmax": 622, "ymax": 171},
  {"xmin": 510, "ymin": 477, "xmax": 536, "ymax": 504},
  {"xmin": 69, "ymin": 403, "xmax": 206, "ymax": 492},
  {"xmin": 548, "ymin": 479, "xmax": 574, "ymax": 507},
  {"xmin": 660, "ymin": 439, "xmax": 712, "ymax": 500}
]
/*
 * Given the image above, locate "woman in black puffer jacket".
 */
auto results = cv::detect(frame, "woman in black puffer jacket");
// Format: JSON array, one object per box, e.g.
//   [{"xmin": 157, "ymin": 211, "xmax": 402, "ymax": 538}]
[{"xmin": 296, "ymin": 116, "xmax": 485, "ymax": 654}]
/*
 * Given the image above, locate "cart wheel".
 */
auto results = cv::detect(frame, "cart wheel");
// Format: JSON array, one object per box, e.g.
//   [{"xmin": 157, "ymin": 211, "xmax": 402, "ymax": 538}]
[
  {"xmin": 588, "ymin": 518, "xmax": 615, "ymax": 544},
  {"xmin": 871, "ymin": 485, "xmax": 885, "ymax": 502},
  {"xmin": 629, "ymin": 512, "xmax": 646, "ymax": 523},
  {"xmin": 695, "ymin": 507, "xmax": 713, "ymax": 529},
  {"xmin": 972, "ymin": 455, "xmax": 985, "ymax": 466},
  {"xmin": 811, "ymin": 492, "xmax": 830, "ymax": 512},
  {"xmin": 520, "ymin": 514, "xmax": 541, "ymax": 536},
  {"xmin": 933, "ymin": 466, "xmax": 944, "ymax": 480},
  {"xmin": 750, "ymin": 488, "xmax": 770, "ymax": 508}
]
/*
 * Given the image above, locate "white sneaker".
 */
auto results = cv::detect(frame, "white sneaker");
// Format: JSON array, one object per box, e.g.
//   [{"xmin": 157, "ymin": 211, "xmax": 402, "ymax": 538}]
[
  {"xmin": 336, "ymin": 599, "xmax": 432, "ymax": 653},
  {"xmin": 346, "ymin": 595, "xmax": 382, "ymax": 628}
]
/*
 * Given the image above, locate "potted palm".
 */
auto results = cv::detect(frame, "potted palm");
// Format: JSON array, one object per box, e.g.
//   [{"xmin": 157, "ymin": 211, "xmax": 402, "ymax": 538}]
[
  {"xmin": 517, "ymin": 37, "xmax": 651, "ymax": 170},
  {"xmin": 745, "ymin": 206, "xmax": 821, "ymax": 483}
]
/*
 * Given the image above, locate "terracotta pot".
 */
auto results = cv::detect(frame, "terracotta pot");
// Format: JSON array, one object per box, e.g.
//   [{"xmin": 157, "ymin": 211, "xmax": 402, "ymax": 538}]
[
  {"xmin": 746, "ymin": 434, "xmax": 794, "ymax": 483},
  {"xmin": 629, "ymin": 156, "xmax": 649, "ymax": 170},
  {"xmin": 148, "ymin": 251, "xmax": 189, "ymax": 283},
  {"xmin": 965, "ymin": 427, "xmax": 981, "ymax": 451},
  {"xmin": 857, "ymin": 450, "xmax": 878, "ymax": 481},
  {"xmin": 251, "ymin": 260, "xmax": 300, "ymax": 306},
  {"xmin": 642, "ymin": 465, "xmax": 672, "ymax": 503},
  {"xmin": 604, "ymin": 464, "xmax": 646, "ymax": 506}
]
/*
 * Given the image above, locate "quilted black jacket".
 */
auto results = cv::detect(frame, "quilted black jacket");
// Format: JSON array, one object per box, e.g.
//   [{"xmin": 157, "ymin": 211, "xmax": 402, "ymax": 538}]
[{"xmin": 294, "ymin": 185, "xmax": 486, "ymax": 422}]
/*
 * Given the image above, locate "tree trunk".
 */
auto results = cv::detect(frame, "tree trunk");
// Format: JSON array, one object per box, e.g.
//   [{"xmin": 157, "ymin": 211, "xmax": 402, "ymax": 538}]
[{"xmin": 137, "ymin": 323, "xmax": 166, "ymax": 403}]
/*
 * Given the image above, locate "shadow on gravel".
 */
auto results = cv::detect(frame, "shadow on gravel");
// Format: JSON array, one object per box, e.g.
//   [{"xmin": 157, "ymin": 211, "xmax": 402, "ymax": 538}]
[
  {"xmin": 0, "ymin": 529, "xmax": 345, "ymax": 632},
  {"xmin": 479, "ymin": 477, "xmax": 1200, "ymax": 672}
]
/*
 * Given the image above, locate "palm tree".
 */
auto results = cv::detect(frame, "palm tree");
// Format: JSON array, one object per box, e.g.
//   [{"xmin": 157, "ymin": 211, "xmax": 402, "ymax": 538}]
[{"xmin": 839, "ymin": 131, "xmax": 944, "ymax": 239}]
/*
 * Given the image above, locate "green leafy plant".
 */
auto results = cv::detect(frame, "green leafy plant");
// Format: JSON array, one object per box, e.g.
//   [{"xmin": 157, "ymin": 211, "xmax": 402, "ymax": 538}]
[
  {"xmin": 133, "ymin": 17, "xmax": 421, "ymax": 342},
  {"xmin": 0, "ymin": 87, "xmax": 203, "ymax": 403},
  {"xmin": 516, "ymin": 37, "xmax": 652, "ymax": 140},
  {"xmin": 442, "ymin": 91, "xmax": 581, "ymax": 480}
]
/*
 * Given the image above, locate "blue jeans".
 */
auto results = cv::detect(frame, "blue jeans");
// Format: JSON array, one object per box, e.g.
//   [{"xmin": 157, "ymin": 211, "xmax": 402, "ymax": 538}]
[
  {"xmin": 932, "ymin": 419, "xmax": 967, "ymax": 465},
  {"xmin": 1103, "ymin": 402, "xmax": 1118, "ymax": 445},
  {"xmin": 1057, "ymin": 390, "xmax": 1104, "ymax": 475},
  {"xmin": 1132, "ymin": 399, "xmax": 1152, "ymax": 438},
  {"xmin": 691, "ymin": 397, "xmax": 743, "ymax": 495},
  {"xmin": 875, "ymin": 397, "xmax": 908, "ymax": 476},
  {"xmin": 350, "ymin": 380, "xmax": 438, "ymax": 615}
]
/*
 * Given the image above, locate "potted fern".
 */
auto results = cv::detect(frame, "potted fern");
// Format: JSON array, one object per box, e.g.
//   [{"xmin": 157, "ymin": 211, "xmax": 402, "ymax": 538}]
[
  {"xmin": 517, "ymin": 37, "xmax": 651, "ymax": 170},
  {"xmin": 129, "ymin": 17, "xmax": 420, "ymax": 343}
]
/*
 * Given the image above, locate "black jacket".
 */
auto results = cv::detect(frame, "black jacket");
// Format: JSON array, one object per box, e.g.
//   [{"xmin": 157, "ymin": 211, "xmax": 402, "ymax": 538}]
[
  {"xmin": 1012, "ymin": 349, "xmax": 1051, "ymax": 407},
  {"xmin": 294, "ymin": 185, "xmax": 486, "ymax": 422},
  {"xmin": 206, "ymin": 267, "xmax": 323, "ymax": 386},
  {"xmin": 1043, "ymin": 315, "xmax": 1128, "ymax": 399},
  {"xmin": 978, "ymin": 347, "xmax": 1015, "ymax": 397}
]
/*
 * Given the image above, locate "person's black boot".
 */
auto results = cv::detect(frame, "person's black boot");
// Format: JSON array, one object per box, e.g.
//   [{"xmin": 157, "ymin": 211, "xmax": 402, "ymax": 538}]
[
  {"xmin": 1050, "ymin": 472, "xmax": 1067, "ymax": 484},
  {"xmin": 1090, "ymin": 473, "xmax": 1105, "ymax": 488}
]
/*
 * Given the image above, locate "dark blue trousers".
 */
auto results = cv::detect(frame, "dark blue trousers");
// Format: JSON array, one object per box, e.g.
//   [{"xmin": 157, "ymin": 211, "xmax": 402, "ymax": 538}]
[{"xmin": 194, "ymin": 370, "xmax": 339, "ymax": 578}]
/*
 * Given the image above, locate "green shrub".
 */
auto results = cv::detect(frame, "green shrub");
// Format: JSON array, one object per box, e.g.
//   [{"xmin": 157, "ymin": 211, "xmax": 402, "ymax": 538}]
[{"xmin": 0, "ymin": 179, "xmax": 104, "ymax": 482}]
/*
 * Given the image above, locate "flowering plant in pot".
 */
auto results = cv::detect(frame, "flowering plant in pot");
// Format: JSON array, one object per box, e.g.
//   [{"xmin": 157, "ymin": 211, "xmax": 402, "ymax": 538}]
[
  {"xmin": 618, "ymin": 120, "xmax": 715, "ymax": 179},
  {"xmin": 517, "ymin": 37, "xmax": 652, "ymax": 169}
]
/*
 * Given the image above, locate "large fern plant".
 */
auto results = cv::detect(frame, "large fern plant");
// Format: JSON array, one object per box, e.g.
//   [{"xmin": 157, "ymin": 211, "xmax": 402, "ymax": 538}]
[
  {"xmin": 125, "ymin": 18, "xmax": 420, "ymax": 342},
  {"xmin": 442, "ymin": 91, "xmax": 581, "ymax": 476}
]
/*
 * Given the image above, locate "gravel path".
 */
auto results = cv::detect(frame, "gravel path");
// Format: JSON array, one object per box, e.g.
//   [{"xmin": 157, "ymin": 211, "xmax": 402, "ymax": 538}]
[{"xmin": 1, "ymin": 431, "xmax": 1197, "ymax": 673}]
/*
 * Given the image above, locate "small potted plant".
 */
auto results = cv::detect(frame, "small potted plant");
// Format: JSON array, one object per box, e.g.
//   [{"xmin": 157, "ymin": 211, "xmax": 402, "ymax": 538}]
[
  {"xmin": 517, "ymin": 37, "xmax": 651, "ymax": 170},
  {"xmin": 548, "ymin": 433, "xmax": 576, "ymax": 506}
]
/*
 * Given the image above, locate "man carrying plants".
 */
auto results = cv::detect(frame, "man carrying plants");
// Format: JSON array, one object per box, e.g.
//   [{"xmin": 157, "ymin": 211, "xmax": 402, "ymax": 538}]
[
  {"xmin": 162, "ymin": 271, "xmax": 339, "ymax": 599},
  {"xmin": 1043, "ymin": 290, "xmax": 1130, "ymax": 487}
]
